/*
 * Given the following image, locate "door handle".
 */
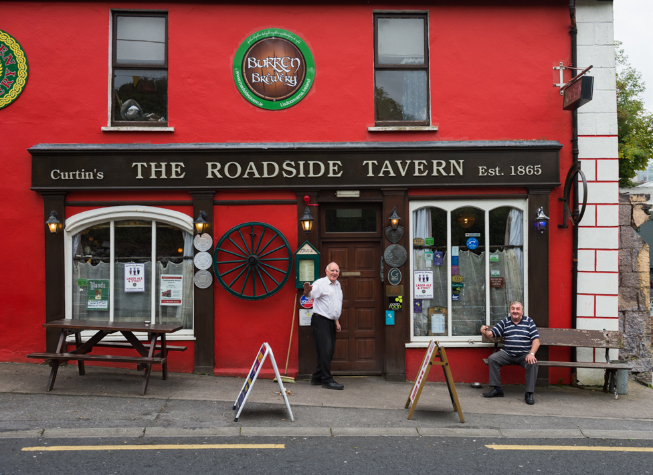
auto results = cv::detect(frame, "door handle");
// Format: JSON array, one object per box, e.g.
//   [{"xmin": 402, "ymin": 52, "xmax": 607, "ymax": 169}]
[{"xmin": 380, "ymin": 256, "xmax": 384, "ymax": 282}]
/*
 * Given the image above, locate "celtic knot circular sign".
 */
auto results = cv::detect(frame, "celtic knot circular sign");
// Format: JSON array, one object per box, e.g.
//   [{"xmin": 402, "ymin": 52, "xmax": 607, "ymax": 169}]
[
  {"xmin": 0, "ymin": 30, "xmax": 28, "ymax": 109},
  {"xmin": 234, "ymin": 29, "xmax": 315, "ymax": 110}
]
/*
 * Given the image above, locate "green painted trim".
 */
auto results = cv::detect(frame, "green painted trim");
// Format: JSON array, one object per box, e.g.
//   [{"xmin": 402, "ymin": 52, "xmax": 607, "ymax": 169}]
[{"xmin": 233, "ymin": 28, "xmax": 315, "ymax": 111}]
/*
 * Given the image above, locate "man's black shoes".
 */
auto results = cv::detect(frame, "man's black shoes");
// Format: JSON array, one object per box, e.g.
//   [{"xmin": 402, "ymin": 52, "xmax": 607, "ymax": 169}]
[
  {"xmin": 525, "ymin": 392, "xmax": 535, "ymax": 405},
  {"xmin": 310, "ymin": 380, "xmax": 322, "ymax": 386},
  {"xmin": 322, "ymin": 381, "xmax": 344, "ymax": 390},
  {"xmin": 483, "ymin": 387, "xmax": 504, "ymax": 398}
]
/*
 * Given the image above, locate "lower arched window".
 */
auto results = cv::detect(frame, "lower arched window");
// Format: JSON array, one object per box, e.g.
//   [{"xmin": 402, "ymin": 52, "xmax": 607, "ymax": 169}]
[{"xmin": 65, "ymin": 207, "xmax": 194, "ymax": 334}]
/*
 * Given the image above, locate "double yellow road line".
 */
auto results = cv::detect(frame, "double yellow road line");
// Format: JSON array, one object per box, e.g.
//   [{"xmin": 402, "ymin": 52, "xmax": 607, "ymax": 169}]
[{"xmin": 487, "ymin": 444, "xmax": 653, "ymax": 453}]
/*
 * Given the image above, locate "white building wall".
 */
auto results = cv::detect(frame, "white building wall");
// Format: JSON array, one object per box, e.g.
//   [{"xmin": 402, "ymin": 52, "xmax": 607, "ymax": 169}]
[{"xmin": 575, "ymin": 0, "xmax": 619, "ymax": 385}]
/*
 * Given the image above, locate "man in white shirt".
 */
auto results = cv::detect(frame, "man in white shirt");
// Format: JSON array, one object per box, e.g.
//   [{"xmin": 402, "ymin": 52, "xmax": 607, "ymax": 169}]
[{"xmin": 303, "ymin": 262, "xmax": 344, "ymax": 390}]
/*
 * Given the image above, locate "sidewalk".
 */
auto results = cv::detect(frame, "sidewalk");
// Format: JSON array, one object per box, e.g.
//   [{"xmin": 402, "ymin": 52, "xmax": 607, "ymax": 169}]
[{"xmin": 2, "ymin": 362, "xmax": 653, "ymax": 439}]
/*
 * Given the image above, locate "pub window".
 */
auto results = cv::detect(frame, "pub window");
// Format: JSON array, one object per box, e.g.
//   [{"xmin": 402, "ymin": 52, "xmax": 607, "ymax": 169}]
[
  {"xmin": 111, "ymin": 11, "xmax": 168, "ymax": 127},
  {"xmin": 65, "ymin": 207, "xmax": 193, "ymax": 336},
  {"xmin": 409, "ymin": 200, "xmax": 527, "ymax": 342},
  {"xmin": 374, "ymin": 12, "xmax": 429, "ymax": 126}
]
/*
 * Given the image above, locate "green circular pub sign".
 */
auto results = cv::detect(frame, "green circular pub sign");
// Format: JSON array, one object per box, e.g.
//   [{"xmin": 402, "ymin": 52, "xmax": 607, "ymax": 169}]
[
  {"xmin": 0, "ymin": 30, "xmax": 28, "ymax": 109},
  {"xmin": 233, "ymin": 29, "xmax": 315, "ymax": 110}
]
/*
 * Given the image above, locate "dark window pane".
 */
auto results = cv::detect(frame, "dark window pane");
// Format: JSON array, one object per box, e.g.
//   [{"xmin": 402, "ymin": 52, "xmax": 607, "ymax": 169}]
[
  {"xmin": 115, "ymin": 220, "xmax": 152, "ymax": 260},
  {"xmin": 116, "ymin": 16, "xmax": 166, "ymax": 65},
  {"xmin": 375, "ymin": 71, "xmax": 427, "ymax": 122},
  {"xmin": 156, "ymin": 223, "xmax": 187, "ymax": 264},
  {"xmin": 114, "ymin": 70, "xmax": 167, "ymax": 122},
  {"xmin": 378, "ymin": 18, "xmax": 425, "ymax": 65},
  {"xmin": 325, "ymin": 209, "xmax": 376, "ymax": 232}
]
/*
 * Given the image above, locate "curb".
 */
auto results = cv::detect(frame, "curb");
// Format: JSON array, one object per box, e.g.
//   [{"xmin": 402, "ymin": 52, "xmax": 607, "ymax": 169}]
[{"xmin": 3, "ymin": 427, "xmax": 653, "ymax": 439}]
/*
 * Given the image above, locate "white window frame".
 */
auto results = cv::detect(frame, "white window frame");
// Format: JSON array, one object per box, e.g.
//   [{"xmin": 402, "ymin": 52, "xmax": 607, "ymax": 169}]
[
  {"xmin": 407, "ymin": 198, "xmax": 528, "ymax": 348},
  {"xmin": 64, "ymin": 206, "xmax": 194, "ymax": 340},
  {"xmin": 102, "ymin": 9, "xmax": 174, "ymax": 132}
]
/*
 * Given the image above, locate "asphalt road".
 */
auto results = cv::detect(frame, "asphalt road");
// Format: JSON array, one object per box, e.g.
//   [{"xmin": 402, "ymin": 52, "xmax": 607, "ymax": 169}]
[{"xmin": 3, "ymin": 436, "xmax": 653, "ymax": 475}]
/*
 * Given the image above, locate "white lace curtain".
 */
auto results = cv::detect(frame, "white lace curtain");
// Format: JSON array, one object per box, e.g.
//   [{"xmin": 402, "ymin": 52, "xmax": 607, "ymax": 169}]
[{"xmin": 72, "ymin": 230, "xmax": 193, "ymax": 329}]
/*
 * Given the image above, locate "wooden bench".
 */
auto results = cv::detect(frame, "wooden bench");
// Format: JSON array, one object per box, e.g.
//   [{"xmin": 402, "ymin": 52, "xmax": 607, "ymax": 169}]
[
  {"xmin": 482, "ymin": 328, "xmax": 631, "ymax": 395},
  {"xmin": 28, "ymin": 352, "xmax": 165, "ymax": 365}
]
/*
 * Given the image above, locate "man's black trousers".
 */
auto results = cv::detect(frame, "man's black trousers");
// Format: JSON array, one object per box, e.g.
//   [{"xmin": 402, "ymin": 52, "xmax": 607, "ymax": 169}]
[{"xmin": 311, "ymin": 313, "xmax": 336, "ymax": 384}]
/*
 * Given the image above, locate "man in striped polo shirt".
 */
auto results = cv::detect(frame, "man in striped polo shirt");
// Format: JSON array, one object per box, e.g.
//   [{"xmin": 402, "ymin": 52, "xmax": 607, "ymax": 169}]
[{"xmin": 480, "ymin": 301, "xmax": 540, "ymax": 405}]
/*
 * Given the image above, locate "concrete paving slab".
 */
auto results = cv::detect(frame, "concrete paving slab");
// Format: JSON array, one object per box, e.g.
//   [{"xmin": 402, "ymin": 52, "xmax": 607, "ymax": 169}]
[
  {"xmin": 0, "ymin": 429, "xmax": 43, "ymax": 438},
  {"xmin": 241, "ymin": 427, "xmax": 332, "ymax": 437},
  {"xmin": 582, "ymin": 430, "xmax": 653, "ymax": 440},
  {"xmin": 418, "ymin": 428, "xmax": 502, "ymax": 438},
  {"xmin": 332, "ymin": 427, "xmax": 419, "ymax": 437},
  {"xmin": 144, "ymin": 427, "xmax": 240, "ymax": 437},
  {"xmin": 42, "ymin": 427, "xmax": 145, "ymax": 438},
  {"xmin": 500, "ymin": 429, "xmax": 585, "ymax": 438}
]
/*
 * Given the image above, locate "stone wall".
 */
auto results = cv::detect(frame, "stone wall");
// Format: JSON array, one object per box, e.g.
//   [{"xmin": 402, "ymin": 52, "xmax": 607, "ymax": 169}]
[{"xmin": 618, "ymin": 194, "xmax": 653, "ymax": 384}]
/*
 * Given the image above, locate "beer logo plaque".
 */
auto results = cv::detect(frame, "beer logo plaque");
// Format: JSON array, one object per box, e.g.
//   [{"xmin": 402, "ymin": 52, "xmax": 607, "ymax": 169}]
[
  {"xmin": 234, "ymin": 29, "xmax": 315, "ymax": 110},
  {"xmin": 0, "ymin": 30, "xmax": 28, "ymax": 109}
]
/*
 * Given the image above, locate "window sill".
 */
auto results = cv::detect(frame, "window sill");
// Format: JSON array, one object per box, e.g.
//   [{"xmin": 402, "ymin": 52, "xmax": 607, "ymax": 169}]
[
  {"xmin": 368, "ymin": 126, "xmax": 438, "ymax": 132},
  {"xmin": 406, "ymin": 340, "xmax": 495, "ymax": 349},
  {"xmin": 102, "ymin": 126, "xmax": 175, "ymax": 132}
]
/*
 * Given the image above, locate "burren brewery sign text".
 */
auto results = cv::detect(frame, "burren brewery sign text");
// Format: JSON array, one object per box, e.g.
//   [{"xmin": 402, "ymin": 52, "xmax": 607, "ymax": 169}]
[
  {"xmin": 30, "ymin": 142, "xmax": 562, "ymax": 190},
  {"xmin": 233, "ymin": 29, "xmax": 315, "ymax": 111}
]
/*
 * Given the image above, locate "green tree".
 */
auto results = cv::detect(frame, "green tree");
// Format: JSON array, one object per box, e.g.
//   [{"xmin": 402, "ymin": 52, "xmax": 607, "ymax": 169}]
[{"xmin": 617, "ymin": 42, "xmax": 653, "ymax": 187}]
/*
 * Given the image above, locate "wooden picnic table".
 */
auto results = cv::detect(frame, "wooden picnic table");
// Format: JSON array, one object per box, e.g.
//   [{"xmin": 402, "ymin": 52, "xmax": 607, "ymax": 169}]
[{"xmin": 27, "ymin": 319, "xmax": 184, "ymax": 395}]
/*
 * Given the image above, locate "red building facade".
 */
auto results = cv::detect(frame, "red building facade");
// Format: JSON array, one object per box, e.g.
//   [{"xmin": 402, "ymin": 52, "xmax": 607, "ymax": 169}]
[{"xmin": 2, "ymin": 0, "xmax": 588, "ymax": 385}]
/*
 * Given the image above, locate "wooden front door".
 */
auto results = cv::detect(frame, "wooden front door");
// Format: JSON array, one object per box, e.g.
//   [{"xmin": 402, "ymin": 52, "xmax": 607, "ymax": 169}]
[{"xmin": 322, "ymin": 241, "xmax": 384, "ymax": 374}]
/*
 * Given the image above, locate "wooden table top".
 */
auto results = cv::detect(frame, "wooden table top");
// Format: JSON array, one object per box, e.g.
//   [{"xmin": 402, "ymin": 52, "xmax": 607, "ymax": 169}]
[{"xmin": 42, "ymin": 319, "xmax": 183, "ymax": 333}]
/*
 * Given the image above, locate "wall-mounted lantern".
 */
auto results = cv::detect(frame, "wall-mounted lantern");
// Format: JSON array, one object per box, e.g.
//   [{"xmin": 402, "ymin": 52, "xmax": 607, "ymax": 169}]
[
  {"xmin": 45, "ymin": 211, "xmax": 60, "ymax": 235},
  {"xmin": 300, "ymin": 207, "xmax": 314, "ymax": 235},
  {"xmin": 300, "ymin": 196, "xmax": 318, "ymax": 235},
  {"xmin": 388, "ymin": 207, "xmax": 401, "ymax": 230},
  {"xmin": 534, "ymin": 207, "xmax": 550, "ymax": 234},
  {"xmin": 194, "ymin": 210, "xmax": 208, "ymax": 234}
]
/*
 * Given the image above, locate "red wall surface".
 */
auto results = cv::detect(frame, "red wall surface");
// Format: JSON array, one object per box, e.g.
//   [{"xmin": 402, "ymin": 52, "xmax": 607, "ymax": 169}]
[{"xmin": 1, "ymin": 1, "xmax": 574, "ymax": 383}]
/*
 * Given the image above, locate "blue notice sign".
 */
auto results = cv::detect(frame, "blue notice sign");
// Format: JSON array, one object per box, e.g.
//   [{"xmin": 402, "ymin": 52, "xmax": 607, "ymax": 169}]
[
  {"xmin": 385, "ymin": 310, "xmax": 395, "ymax": 325},
  {"xmin": 466, "ymin": 237, "xmax": 479, "ymax": 250}
]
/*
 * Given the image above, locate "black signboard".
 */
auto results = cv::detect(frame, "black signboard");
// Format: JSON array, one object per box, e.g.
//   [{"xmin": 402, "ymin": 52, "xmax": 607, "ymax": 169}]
[{"xmin": 30, "ymin": 141, "xmax": 561, "ymax": 191}]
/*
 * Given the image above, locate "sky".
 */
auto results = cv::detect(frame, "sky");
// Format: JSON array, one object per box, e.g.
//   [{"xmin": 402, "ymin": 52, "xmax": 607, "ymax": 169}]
[{"xmin": 614, "ymin": 0, "xmax": 653, "ymax": 110}]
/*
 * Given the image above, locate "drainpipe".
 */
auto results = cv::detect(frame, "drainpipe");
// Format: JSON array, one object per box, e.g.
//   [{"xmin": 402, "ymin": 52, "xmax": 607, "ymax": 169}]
[{"xmin": 569, "ymin": 0, "xmax": 579, "ymax": 381}]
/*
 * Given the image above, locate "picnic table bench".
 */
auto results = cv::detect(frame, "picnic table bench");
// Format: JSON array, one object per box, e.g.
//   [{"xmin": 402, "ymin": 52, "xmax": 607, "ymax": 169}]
[
  {"xmin": 482, "ymin": 328, "xmax": 631, "ymax": 395},
  {"xmin": 27, "ymin": 319, "xmax": 185, "ymax": 395}
]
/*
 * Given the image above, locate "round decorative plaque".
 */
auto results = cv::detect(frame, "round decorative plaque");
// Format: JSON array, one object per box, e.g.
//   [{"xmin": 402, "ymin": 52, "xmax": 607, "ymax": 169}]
[
  {"xmin": 194, "ymin": 270, "xmax": 213, "ymax": 289},
  {"xmin": 383, "ymin": 244, "xmax": 407, "ymax": 268},
  {"xmin": 0, "ymin": 30, "xmax": 29, "ymax": 109},
  {"xmin": 194, "ymin": 251, "xmax": 213, "ymax": 270},
  {"xmin": 194, "ymin": 233, "xmax": 212, "ymax": 252}
]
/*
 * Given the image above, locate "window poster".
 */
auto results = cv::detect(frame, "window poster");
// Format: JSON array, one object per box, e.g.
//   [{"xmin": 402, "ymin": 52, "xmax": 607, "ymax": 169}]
[
  {"xmin": 87, "ymin": 279, "xmax": 109, "ymax": 311},
  {"xmin": 160, "ymin": 275, "xmax": 183, "ymax": 306},
  {"xmin": 414, "ymin": 270, "xmax": 434, "ymax": 299},
  {"xmin": 124, "ymin": 263, "xmax": 145, "ymax": 293},
  {"xmin": 424, "ymin": 250, "xmax": 433, "ymax": 268}
]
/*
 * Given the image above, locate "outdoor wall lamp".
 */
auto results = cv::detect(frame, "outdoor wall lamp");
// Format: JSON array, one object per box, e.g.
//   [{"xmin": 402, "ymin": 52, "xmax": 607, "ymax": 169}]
[
  {"xmin": 388, "ymin": 207, "xmax": 401, "ymax": 230},
  {"xmin": 45, "ymin": 210, "xmax": 60, "ymax": 235},
  {"xmin": 194, "ymin": 210, "xmax": 208, "ymax": 234},
  {"xmin": 534, "ymin": 207, "xmax": 550, "ymax": 234},
  {"xmin": 300, "ymin": 206, "xmax": 314, "ymax": 235}
]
